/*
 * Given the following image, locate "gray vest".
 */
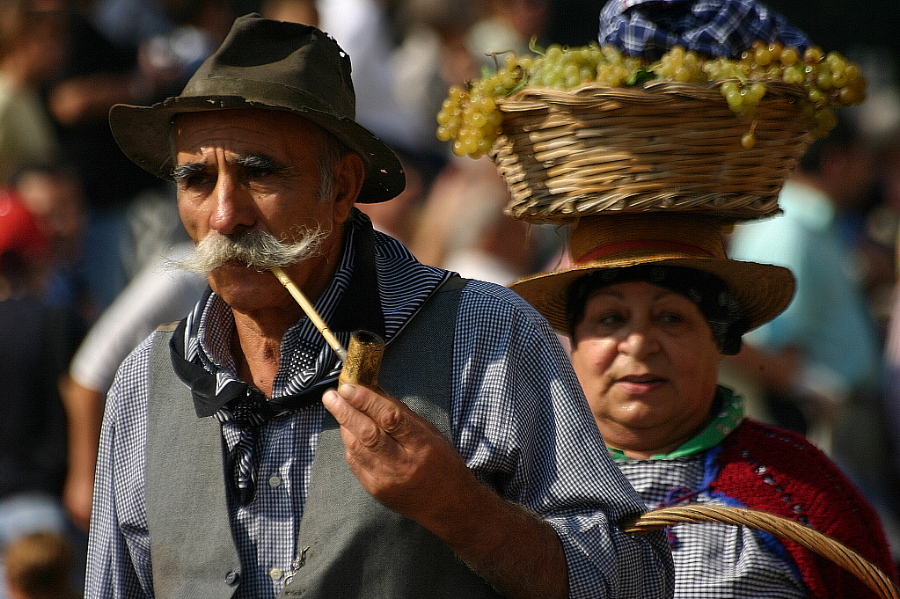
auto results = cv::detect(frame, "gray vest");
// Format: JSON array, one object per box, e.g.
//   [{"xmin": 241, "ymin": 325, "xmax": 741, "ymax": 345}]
[{"xmin": 146, "ymin": 277, "xmax": 503, "ymax": 599}]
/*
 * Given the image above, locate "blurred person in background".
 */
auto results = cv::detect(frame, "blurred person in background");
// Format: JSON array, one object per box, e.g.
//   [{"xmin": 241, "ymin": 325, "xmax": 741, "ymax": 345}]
[
  {"xmin": 0, "ymin": 187, "xmax": 82, "ymax": 599},
  {"xmin": 724, "ymin": 117, "xmax": 881, "ymax": 450},
  {"xmin": 46, "ymin": 0, "xmax": 239, "ymax": 537},
  {"xmin": 43, "ymin": 0, "xmax": 174, "ymax": 311},
  {"xmin": 390, "ymin": 0, "xmax": 550, "ymax": 166},
  {"xmin": 260, "ymin": 0, "xmax": 319, "ymax": 24},
  {"xmin": 390, "ymin": 0, "xmax": 479, "ymax": 161},
  {"xmin": 853, "ymin": 125, "xmax": 900, "ymax": 341},
  {"xmin": 9, "ymin": 161, "xmax": 94, "ymax": 329},
  {"xmin": 3, "ymin": 531, "xmax": 80, "ymax": 599},
  {"xmin": 0, "ymin": 0, "xmax": 67, "ymax": 182},
  {"xmin": 877, "ymin": 126, "xmax": 900, "ymax": 564},
  {"xmin": 0, "ymin": 186, "xmax": 49, "ymax": 299},
  {"xmin": 318, "ymin": 0, "xmax": 420, "ymax": 152},
  {"xmin": 408, "ymin": 155, "xmax": 559, "ymax": 285}
]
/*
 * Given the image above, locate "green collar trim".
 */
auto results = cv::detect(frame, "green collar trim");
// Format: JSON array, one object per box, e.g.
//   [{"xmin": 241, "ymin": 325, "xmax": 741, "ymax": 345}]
[{"xmin": 608, "ymin": 387, "xmax": 744, "ymax": 462}]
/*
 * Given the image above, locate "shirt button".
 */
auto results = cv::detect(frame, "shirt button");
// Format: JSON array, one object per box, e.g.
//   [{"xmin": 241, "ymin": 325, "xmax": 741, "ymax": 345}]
[
  {"xmin": 225, "ymin": 570, "xmax": 240, "ymax": 586},
  {"xmin": 268, "ymin": 475, "xmax": 282, "ymax": 488},
  {"xmin": 269, "ymin": 567, "xmax": 283, "ymax": 581}
]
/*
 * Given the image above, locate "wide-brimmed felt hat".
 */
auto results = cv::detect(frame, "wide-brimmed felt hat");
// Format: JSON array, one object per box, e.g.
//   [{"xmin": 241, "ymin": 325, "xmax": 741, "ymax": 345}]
[
  {"xmin": 510, "ymin": 213, "xmax": 795, "ymax": 335},
  {"xmin": 109, "ymin": 13, "xmax": 405, "ymax": 203}
]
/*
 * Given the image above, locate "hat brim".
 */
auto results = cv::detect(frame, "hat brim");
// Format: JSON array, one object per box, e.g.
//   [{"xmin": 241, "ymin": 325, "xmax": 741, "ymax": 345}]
[
  {"xmin": 108, "ymin": 95, "xmax": 405, "ymax": 203},
  {"xmin": 510, "ymin": 252, "xmax": 795, "ymax": 335}
]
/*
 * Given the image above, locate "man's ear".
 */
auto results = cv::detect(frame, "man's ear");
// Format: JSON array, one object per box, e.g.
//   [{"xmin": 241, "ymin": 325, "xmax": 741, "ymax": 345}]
[{"xmin": 331, "ymin": 151, "xmax": 366, "ymax": 224}]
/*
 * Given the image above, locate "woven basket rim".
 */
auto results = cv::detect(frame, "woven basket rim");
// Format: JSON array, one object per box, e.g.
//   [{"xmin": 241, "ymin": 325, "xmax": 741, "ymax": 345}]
[
  {"xmin": 489, "ymin": 80, "xmax": 812, "ymax": 224},
  {"xmin": 497, "ymin": 79, "xmax": 809, "ymax": 109}
]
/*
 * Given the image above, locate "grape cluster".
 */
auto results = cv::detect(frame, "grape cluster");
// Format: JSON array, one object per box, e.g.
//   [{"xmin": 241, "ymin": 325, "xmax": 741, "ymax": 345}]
[
  {"xmin": 435, "ymin": 41, "xmax": 868, "ymax": 157},
  {"xmin": 713, "ymin": 41, "xmax": 866, "ymax": 144},
  {"xmin": 436, "ymin": 55, "xmax": 527, "ymax": 159},
  {"xmin": 527, "ymin": 43, "xmax": 644, "ymax": 89}
]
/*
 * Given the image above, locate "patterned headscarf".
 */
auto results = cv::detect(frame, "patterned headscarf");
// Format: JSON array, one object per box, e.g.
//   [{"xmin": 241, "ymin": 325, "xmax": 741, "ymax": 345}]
[
  {"xmin": 598, "ymin": 0, "xmax": 811, "ymax": 59},
  {"xmin": 566, "ymin": 264, "xmax": 749, "ymax": 355}
]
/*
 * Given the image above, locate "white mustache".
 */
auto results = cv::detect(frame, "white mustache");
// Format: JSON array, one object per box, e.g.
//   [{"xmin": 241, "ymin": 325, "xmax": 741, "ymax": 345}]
[{"xmin": 172, "ymin": 227, "xmax": 328, "ymax": 273}]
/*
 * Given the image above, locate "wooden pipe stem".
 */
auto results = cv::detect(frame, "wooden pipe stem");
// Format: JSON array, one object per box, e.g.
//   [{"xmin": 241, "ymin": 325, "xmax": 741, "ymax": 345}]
[
  {"xmin": 271, "ymin": 265, "xmax": 348, "ymax": 362},
  {"xmin": 271, "ymin": 266, "xmax": 385, "ymax": 390}
]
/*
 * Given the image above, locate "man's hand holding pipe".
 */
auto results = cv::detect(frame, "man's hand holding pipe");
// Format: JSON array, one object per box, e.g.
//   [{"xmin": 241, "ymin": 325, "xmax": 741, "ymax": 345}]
[{"xmin": 322, "ymin": 383, "xmax": 569, "ymax": 599}]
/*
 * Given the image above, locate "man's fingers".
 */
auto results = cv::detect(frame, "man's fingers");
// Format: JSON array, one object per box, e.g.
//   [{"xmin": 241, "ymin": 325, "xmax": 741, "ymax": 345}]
[
  {"xmin": 323, "ymin": 385, "xmax": 385, "ymax": 448},
  {"xmin": 328, "ymin": 383, "xmax": 411, "ymax": 437}
]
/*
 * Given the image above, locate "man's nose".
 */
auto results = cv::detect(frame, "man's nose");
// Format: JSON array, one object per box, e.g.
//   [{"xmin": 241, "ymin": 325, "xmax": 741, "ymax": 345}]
[{"xmin": 209, "ymin": 174, "xmax": 255, "ymax": 235}]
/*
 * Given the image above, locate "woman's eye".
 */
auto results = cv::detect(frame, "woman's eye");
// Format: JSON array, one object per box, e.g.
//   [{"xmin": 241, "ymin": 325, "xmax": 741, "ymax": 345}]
[
  {"xmin": 596, "ymin": 312, "xmax": 625, "ymax": 326},
  {"xmin": 657, "ymin": 311, "xmax": 687, "ymax": 325}
]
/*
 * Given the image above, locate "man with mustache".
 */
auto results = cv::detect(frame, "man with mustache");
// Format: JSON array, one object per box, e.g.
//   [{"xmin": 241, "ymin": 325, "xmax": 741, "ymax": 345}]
[{"xmin": 83, "ymin": 14, "xmax": 674, "ymax": 599}]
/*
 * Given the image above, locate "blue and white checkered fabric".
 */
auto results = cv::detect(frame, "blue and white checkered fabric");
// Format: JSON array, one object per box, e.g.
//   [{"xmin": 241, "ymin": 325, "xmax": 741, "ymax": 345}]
[
  {"xmin": 598, "ymin": 0, "xmax": 811, "ymax": 59},
  {"xmin": 84, "ymin": 210, "xmax": 674, "ymax": 599}
]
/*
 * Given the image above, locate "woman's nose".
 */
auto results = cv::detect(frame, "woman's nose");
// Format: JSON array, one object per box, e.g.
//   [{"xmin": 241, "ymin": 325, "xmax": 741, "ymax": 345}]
[{"xmin": 618, "ymin": 323, "xmax": 660, "ymax": 358}]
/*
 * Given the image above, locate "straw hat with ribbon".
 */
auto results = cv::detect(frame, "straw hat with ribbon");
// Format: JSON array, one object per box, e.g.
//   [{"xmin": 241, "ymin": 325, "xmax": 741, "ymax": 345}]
[
  {"xmin": 510, "ymin": 212, "xmax": 795, "ymax": 339},
  {"xmin": 108, "ymin": 13, "xmax": 405, "ymax": 204}
]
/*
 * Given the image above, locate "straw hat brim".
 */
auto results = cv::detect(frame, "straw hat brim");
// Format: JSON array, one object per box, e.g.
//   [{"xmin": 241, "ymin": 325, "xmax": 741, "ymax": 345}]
[{"xmin": 510, "ymin": 252, "xmax": 795, "ymax": 335}]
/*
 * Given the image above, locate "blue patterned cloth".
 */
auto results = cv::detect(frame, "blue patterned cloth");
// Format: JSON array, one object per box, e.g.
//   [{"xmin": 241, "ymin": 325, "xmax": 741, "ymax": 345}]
[{"xmin": 598, "ymin": 0, "xmax": 811, "ymax": 58}]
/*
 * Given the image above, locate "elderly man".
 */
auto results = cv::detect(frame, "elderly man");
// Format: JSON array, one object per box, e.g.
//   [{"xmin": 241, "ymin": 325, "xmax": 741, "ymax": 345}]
[{"xmin": 84, "ymin": 14, "xmax": 673, "ymax": 599}]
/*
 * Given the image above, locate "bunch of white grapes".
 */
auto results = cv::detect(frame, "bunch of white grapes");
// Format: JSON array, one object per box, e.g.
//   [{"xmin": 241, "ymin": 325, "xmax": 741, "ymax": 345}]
[{"xmin": 436, "ymin": 40, "xmax": 868, "ymax": 157}]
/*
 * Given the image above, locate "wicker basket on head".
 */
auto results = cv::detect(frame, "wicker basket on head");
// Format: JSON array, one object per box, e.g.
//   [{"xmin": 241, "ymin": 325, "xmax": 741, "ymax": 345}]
[{"xmin": 490, "ymin": 80, "xmax": 815, "ymax": 224}]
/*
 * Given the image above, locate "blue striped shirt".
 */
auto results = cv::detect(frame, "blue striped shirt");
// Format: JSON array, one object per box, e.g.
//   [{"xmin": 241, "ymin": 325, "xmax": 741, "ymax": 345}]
[{"xmin": 84, "ymin": 210, "xmax": 674, "ymax": 599}]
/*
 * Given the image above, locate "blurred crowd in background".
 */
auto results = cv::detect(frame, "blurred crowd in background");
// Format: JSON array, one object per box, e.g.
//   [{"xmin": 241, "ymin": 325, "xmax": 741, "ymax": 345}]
[{"xmin": 0, "ymin": 0, "xmax": 899, "ymax": 597}]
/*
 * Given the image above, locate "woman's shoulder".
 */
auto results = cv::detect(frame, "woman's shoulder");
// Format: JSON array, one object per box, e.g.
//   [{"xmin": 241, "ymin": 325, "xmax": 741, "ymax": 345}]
[
  {"xmin": 713, "ymin": 419, "xmax": 868, "ymax": 514},
  {"xmin": 710, "ymin": 418, "xmax": 895, "ymax": 577}
]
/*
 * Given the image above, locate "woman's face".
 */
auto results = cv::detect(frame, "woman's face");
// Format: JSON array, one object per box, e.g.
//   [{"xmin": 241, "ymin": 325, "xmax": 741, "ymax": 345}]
[{"xmin": 570, "ymin": 280, "xmax": 722, "ymax": 458}]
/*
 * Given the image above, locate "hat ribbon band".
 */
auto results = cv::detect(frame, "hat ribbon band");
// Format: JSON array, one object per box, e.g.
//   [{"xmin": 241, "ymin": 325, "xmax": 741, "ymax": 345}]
[{"xmin": 575, "ymin": 240, "xmax": 717, "ymax": 265}]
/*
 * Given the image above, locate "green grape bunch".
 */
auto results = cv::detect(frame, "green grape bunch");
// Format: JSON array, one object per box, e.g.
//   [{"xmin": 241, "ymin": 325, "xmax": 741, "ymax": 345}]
[
  {"xmin": 436, "ymin": 56, "xmax": 526, "ymax": 159},
  {"xmin": 435, "ymin": 40, "xmax": 868, "ymax": 157}
]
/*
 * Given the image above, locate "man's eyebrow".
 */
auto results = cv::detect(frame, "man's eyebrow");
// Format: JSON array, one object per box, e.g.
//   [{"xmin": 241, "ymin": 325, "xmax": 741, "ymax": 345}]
[
  {"xmin": 171, "ymin": 154, "xmax": 290, "ymax": 182},
  {"xmin": 234, "ymin": 153, "xmax": 289, "ymax": 172},
  {"xmin": 170, "ymin": 162, "xmax": 205, "ymax": 182}
]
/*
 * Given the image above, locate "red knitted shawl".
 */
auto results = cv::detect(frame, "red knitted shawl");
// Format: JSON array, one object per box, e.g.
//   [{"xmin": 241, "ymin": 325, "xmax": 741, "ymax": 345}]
[{"xmin": 710, "ymin": 419, "xmax": 898, "ymax": 598}]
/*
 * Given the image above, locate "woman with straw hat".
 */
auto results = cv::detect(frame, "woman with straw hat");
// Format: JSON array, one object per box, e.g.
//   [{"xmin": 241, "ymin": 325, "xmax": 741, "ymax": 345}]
[{"xmin": 510, "ymin": 211, "xmax": 898, "ymax": 598}]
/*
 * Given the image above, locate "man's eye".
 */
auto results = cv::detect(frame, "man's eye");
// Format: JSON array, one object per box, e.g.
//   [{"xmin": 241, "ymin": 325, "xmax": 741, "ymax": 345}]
[
  {"xmin": 185, "ymin": 173, "xmax": 208, "ymax": 185},
  {"xmin": 178, "ymin": 174, "xmax": 212, "ymax": 190},
  {"xmin": 172, "ymin": 166, "xmax": 211, "ymax": 188}
]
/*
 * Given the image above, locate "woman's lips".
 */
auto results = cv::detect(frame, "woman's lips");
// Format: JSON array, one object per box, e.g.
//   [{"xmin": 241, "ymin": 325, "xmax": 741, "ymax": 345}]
[{"xmin": 615, "ymin": 374, "xmax": 667, "ymax": 393}]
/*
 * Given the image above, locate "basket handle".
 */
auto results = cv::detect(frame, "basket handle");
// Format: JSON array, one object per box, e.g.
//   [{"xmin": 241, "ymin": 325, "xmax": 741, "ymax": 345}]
[{"xmin": 624, "ymin": 505, "xmax": 900, "ymax": 599}]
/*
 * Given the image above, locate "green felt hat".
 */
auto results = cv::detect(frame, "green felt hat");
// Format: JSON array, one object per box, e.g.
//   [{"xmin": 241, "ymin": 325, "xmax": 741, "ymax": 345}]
[{"xmin": 109, "ymin": 13, "xmax": 405, "ymax": 203}]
